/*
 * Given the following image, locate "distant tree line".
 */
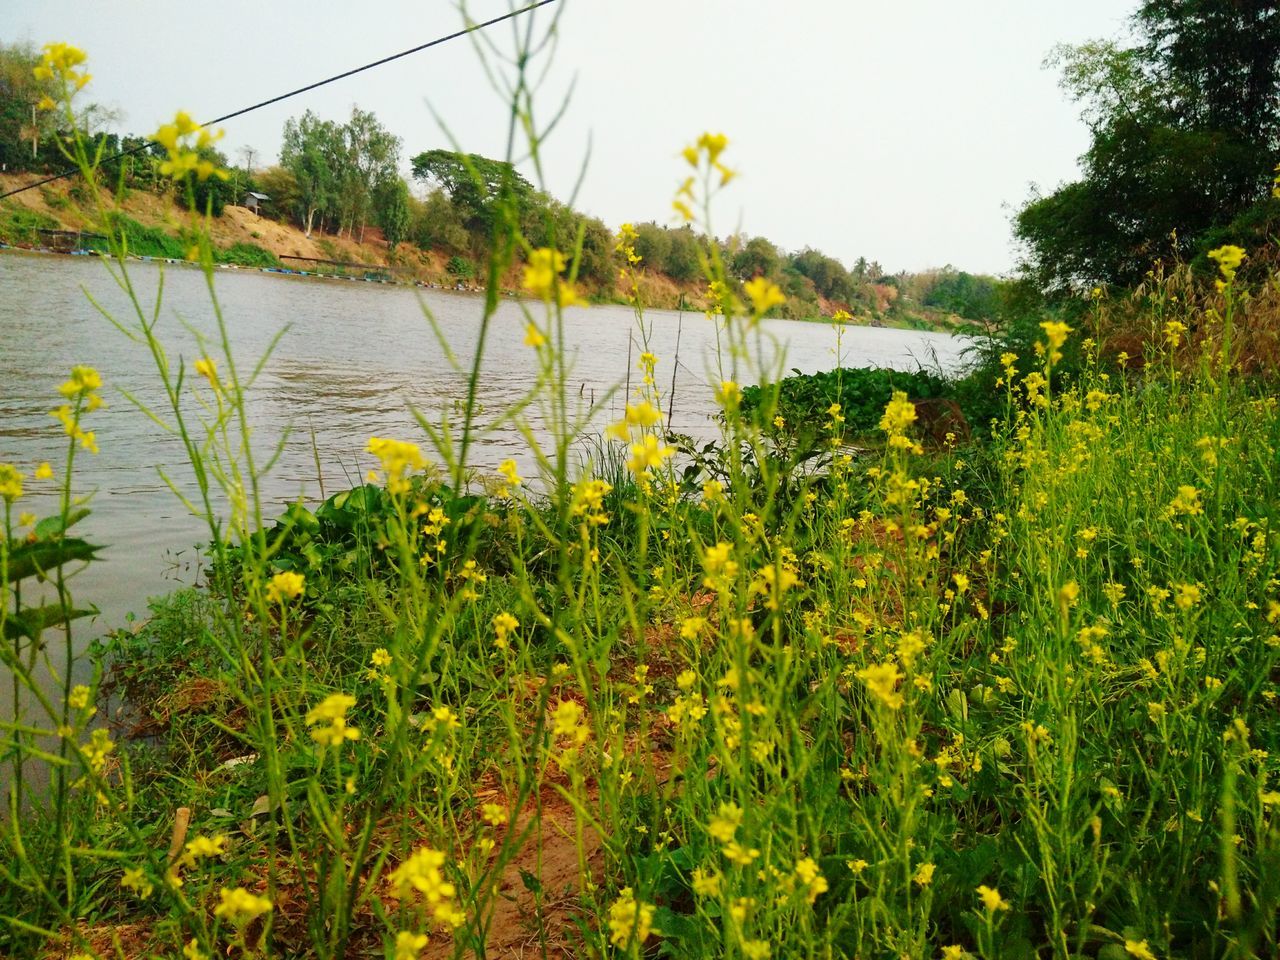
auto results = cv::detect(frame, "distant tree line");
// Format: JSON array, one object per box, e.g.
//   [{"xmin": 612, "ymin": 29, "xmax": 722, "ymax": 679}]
[{"xmin": 1, "ymin": 38, "xmax": 1005, "ymax": 321}]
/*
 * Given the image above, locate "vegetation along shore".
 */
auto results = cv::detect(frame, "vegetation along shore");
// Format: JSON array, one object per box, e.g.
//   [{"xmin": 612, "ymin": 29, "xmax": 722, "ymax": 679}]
[{"xmin": 3, "ymin": 4, "xmax": 1280, "ymax": 960}]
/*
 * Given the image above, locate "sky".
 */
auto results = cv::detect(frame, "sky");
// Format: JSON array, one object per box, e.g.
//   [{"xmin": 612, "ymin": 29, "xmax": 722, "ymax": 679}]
[{"xmin": 4, "ymin": 0, "xmax": 1135, "ymax": 275}]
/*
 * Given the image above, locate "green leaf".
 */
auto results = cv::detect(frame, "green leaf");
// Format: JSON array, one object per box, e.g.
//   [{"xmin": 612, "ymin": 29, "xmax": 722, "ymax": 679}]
[
  {"xmin": 6, "ymin": 538, "xmax": 104, "ymax": 583},
  {"xmin": 33, "ymin": 508, "xmax": 91, "ymax": 540},
  {"xmin": 4, "ymin": 603, "xmax": 99, "ymax": 640}
]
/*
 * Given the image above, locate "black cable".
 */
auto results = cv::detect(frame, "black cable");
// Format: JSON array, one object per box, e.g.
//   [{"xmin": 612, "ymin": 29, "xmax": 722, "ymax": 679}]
[{"xmin": 0, "ymin": 0, "xmax": 557, "ymax": 202}]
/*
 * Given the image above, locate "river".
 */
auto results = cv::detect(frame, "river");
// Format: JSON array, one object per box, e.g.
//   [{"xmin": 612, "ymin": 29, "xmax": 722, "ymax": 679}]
[{"xmin": 1, "ymin": 250, "xmax": 969, "ymax": 637}]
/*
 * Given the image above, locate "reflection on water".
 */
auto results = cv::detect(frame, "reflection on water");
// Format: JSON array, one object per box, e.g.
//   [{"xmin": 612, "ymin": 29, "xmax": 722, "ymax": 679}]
[{"xmin": 1, "ymin": 251, "xmax": 969, "ymax": 637}]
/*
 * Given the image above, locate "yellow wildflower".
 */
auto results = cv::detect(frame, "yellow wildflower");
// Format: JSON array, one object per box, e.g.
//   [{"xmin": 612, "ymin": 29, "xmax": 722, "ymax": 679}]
[
  {"xmin": 976, "ymin": 884, "xmax": 1009, "ymax": 912},
  {"xmin": 1207, "ymin": 245, "xmax": 1245, "ymax": 282},
  {"xmin": 708, "ymin": 802, "xmax": 743, "ymax": 843},
  {"xmin": 121, "ymin": 867, "xmax": 153, "ymax": 899},
  {"xmin": 153, "ymin": 110, "xmax": 228, "ymax": 182},
  {"xmin": 492, "ymin": 612, "xmax": 519, "ymax": 649},
  {"xmin": 213, "ymin": 887, "xmax": 272, "ymax": 924},
  {"xmin": 394, "ymin": 931, "xmax": 430, "ymax": 960},
  {"xmin": 367, "ymin": 437, "xmax": 427, "ymax": 495},
  {"xmin": 306, "ymin": 693, "xmax": 360, "ymax": 747},
  {"xmin": 795, "ymin": 857, "xmax": 828, "ymax": 903},
  {"xmin": 857, "ymin": 662, "xmax": 904, "ymax": 710},
  {"xmin": 265, "ymin": 570, "xmax": 305, "ymax": 604},
  {"xmin": 1039, "ymin": 321, "xmax": 1071, "ymax": 362},
  {"xmin": 194, "ymin": 356, "xmax": 219, "ymax": 389},
  {"xmin": 626, "ymin": 434, "xmax": 675, "ymax": 475},
  {"xmin": 480, "ymin": 802, "xmax": 508, "ymax": 826},
  {"xmin": 0, "ymin": 464, "xmax": 23, "ymax": 502},
  {"xmin": 743, "ymin": 276, "xmax": 785, "ymax": 316},
  {"xmin": 608, "ymin": 888, "xmax": 656, "ymax": 948},
  {"xmin": 1125, "ymin": 940, "xmax": 1157, "ymax": 960}
]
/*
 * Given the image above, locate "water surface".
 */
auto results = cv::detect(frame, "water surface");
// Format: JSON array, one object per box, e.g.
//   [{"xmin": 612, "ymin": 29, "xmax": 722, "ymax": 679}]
[{"xmin": 1, "ymin": 251, "xmax": 969, "ymax": 632}]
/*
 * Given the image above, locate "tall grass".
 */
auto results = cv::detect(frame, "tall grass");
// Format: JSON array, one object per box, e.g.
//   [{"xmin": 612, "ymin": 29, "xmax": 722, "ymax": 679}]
[{"xmin": 2, "ymin": 20, "xmax": 1279, "ymax": 960}]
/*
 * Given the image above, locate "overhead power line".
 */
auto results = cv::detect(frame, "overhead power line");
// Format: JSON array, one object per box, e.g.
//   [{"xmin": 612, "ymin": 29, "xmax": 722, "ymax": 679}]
[{"xmin": 0, "ymin": 0, "xmax": 558, "ymax": 202}]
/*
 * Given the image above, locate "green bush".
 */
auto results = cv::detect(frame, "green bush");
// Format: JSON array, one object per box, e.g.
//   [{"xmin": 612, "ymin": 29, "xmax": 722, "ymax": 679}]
[
  {"xmin": 445, "ymin": 254, "xmax": 475, "ymax": 279},
  {"xmin": 0, "ymin": 205, "xmax": 59, "ymax": 246},
  {"xmin": 214, "ymin": 242, "xmax": 281, "ymax": 269},
  {"xmin": 741, "ymin": 365, "xmax": 956, "ymax": 436}
]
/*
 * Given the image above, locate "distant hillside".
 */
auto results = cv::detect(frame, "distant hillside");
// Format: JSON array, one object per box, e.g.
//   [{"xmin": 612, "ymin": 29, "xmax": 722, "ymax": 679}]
[{"xmin": 0, "ymin": 170, "xmax": 980, "ymax": 332}]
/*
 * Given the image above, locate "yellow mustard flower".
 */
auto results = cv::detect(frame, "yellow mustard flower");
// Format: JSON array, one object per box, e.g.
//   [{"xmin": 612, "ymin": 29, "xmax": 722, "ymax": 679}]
[
  {"xmin": 306, "ymin": 693, "xmax": 359, "ymax": 747},
  {"xmin": 394, "ymin": 931, "xmax": 430, "ymax": 960},
  {"xmin": 608, "ymin": 887, "xmax": 656, "ymax": 947},
  {"xmin": 976, "ymin": 884, "xmax": 1009, "ymax": 912},
  {"xmin": 265, "ymin": 570, "xmax": 305, "ymax": 604},
  {"xmin": 0, "ymin": 464, "xmax": 23, "ymax": 503},
  {"xmin": 1207, "ymin": 245, "xmax": 1245, "ymax": 282},
  {"xmin": 627, "ymin": 434, "xmax": 675, "ymax": 475},
  {"xmin": 708, "ymin": 802, "xmax": 743, "ymax": 843},
  {"xmin": 213, "ymin": 886, "xmax": 272, "ymax": 924},
  {"xmin": 743, "ymin": 276, "xmax": 785, "ymax": 316},
  {"xmin": 492, "ymin": 612, "xmax": 519, "ymax": 649},
  {"xmin": 857, "ymin": 662, "xmax": 904, "ymax": 710},
  {"xmin": 367, "ymin": 437, "xmax": 427, "ymax": 495}
]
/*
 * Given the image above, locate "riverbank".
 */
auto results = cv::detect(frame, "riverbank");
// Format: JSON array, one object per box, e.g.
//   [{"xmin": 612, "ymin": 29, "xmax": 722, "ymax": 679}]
[
  {"xmin": 8, "ymin": 308, "xmax": 1278, "ymax": 958},
  {"xmin": 0, "ymin": 170, "xmax": 969, "ymax": 330}
]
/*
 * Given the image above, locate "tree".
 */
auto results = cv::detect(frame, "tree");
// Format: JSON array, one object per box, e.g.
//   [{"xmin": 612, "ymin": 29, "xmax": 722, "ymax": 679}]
[
  {"xmin": 0, "ymin": 42, "xmax": 67, "ymax": 170},
  {"xmin": 1017, "ymin": 2, "xmax": 1280, "ymax": 289},
  {"xmin": 631, "ymin": 222, "xmax": 671, "ymax": 270},
  {"xmin": 730, "ymin": 235, "xmax": 781, "ymax": 281},
  {"xmin": 374, "ymin": 176, "xmax": 410, "ymax": 250},
  {"xmin": 280, "ymin": 110, "xmax": 341, "ymax": 236},
  {"xmin": 410, "ymin": 188, "xmax": 470, "ymax": 253},
  {"xmin": 410, "ymin": 149, "xmax": 535, "ymax": 242},
  {"xmin": 342, "ymin": 107, "xmax": 400, "ymax": 242},
  {"xmin": 663, "ymin": 227, "xmax": 702, "ymax": 282}
]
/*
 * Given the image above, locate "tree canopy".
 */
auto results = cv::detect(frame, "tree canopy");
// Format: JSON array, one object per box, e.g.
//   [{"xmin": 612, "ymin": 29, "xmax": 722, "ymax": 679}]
[{"xmin": 1017, "ymin": 1, "xmax": 1280, "ymax": 290}]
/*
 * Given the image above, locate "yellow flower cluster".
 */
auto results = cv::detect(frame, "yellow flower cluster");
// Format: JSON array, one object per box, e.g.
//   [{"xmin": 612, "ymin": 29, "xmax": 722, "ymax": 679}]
[
  {"xmin": 496, "ymin": 459, "xmax": 522, "ymax": 498},
  {"xmin": 608, "ymin": 400, "xmax": 662, "ymax": 442},
  {"xmin": 626, "ymin": 434, "xmax": 675, "ymax": 477},
  {"xmin": 33, "ymin": 42, "xmax": 91, "ymax": 108},
  {"xmin": 213, "ymin": 886, "xmax": 272, "ymax": 925},
  {"xmin": 879, "ymin": 391, "xmax": 918, "ymax": 451},
  {"xmin": 395, "ymin": 931, "xmax": 429, "ymax": 960},
  {"xmin": 570, "ymin": 477, "xmax": 612, "ymax": 526},
  {"xmin": 265, "ymin": 570, "xmax": 305, "ymax": 604},
  {"xmin": 1208, "ymin": 244, "xmax": 1245, "ymax": 284},
  {"xmin": 492, "ymin": 612, "xmax": 519, "ymax": 649},
  {"xmin": 608, "ymin": 887, "xmax": 656, "ymax": 947},
  {"xmin": 388, "ymin": 845, "xmax": 466, "ymax": 929},
  {"xmin": 367, "ymin": 436, "xmax": 427, "ymax": 495},
  {"xmin": 50, "ymin": 365, "xmax": 105, "ymax": 454},
  {"xmin": 856, "ymin": 662, "xmax": 904, "ymax": 710},
  {"xmin": 306, "ymin": 693, "xmax": 360, "ymax": 747},
  {"xmin": 743, "ymin": 276, "xmax": 785, "ymax": 318},
  {"xmin": 522, "ymin": 247, "xmax": 580, "ymax": 306},
  {"xmin": 0, "ymin": 464, "xmax": 23, "ymax": 503},
  {"xmin": 1040, "ymin": 321, "xmax": 1071, "ymax": 360},
  {"xmin": 153, "ymin": 110, "xmax": 228, "ymax": 182}
]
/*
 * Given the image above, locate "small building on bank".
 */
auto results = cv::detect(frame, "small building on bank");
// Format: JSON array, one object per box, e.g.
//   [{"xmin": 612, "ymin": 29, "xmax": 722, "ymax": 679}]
[{"xmin": 243, "ymin": 191, "xmax": 271, "ymax": 215}]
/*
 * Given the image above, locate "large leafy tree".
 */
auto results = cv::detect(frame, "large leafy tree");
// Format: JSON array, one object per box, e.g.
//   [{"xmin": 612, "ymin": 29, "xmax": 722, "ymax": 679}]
[
  {"xmin": 410, "ymin": 149, "xmax": 536, "ymax": 242},
  {"xmin": 280, "ymin": 110, "xmax": 341, "ymax": 237},
  {"xmin": 1016, "ymin": 1, "xmax": 1280, "ymax": 290}
]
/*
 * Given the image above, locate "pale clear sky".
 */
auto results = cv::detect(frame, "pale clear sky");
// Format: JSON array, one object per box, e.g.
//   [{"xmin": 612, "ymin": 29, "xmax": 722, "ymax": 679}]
[{"xmin": 5, "ymin": 1, "xmax": 1133, "ymax": 275}]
